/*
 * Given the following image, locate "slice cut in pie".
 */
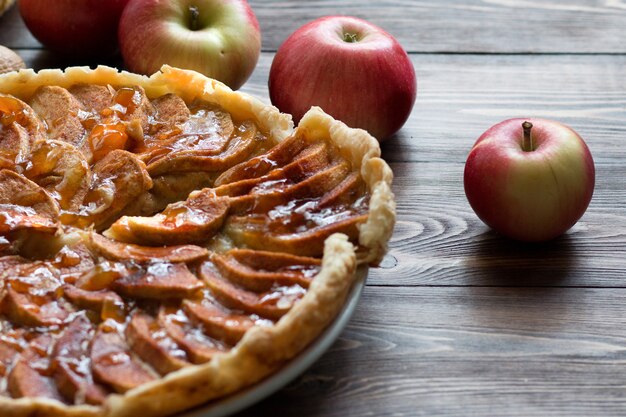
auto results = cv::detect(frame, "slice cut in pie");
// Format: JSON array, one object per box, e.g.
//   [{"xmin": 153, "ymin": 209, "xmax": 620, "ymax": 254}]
[{"xmin": 0, "ymin": 65, "xmax": 395, "ymax": 417}]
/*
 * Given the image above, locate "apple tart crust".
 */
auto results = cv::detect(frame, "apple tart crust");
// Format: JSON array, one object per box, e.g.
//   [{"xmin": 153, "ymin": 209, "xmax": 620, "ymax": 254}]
[{"xmin": 0, "ymin": 66, "xmax": 395, "ymax": 417}]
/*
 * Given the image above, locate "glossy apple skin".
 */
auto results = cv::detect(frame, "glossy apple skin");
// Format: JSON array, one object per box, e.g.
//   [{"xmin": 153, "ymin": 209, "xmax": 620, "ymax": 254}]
[
  {"xmin": 464, "ymin": 118, "xmax": 595, "ymax": 242},
  {"xmin": 118, "ymin": 0, "xmax": 260, "ymax": 90},
  {"xmin": 268, "ymin": 16, "xmax": 416, "ymax": 141},
  {"xmin": 19, "ymin": 0, "xmax": 129, "ymax": 56}
]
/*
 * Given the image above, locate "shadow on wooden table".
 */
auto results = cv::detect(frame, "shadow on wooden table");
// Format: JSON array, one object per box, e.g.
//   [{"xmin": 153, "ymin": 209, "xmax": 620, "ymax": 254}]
[
  {"xmin": 465, "ymin": 230, "xmax": 580, "ymax": 288},
  {"xmin": 17, "ymin": 49, "xmax": 124, "ymax": 72}
]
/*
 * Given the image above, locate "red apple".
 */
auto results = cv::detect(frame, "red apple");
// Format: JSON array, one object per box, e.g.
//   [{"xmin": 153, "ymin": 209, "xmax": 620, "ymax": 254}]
[
  {"xmin": 268, "ymin": 16, "xmax": 416, "ymax": 141},
  {"xmin": 118, "ymin": 0, "xmax": 261, "ymax": 90},
  {"xmin": 19, "ymin": 0, "xmax": 129, "ymax": 57},
  {"xmin": 464, "ymin": 118, "xmax": 595, "ymax": 242}
]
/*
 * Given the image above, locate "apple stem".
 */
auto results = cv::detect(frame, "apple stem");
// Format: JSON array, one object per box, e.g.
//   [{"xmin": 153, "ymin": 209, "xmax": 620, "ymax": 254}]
[
  {"xmin": 343, "ymin": 32, "xmax": 359, "ymax": 43},
  {"xmin": 189, "ymin": 5, "xmax": 200, "ymax": 31},
  {"xmin": 522, "ymin": 121, "xmax": 533, "ymax": 152}
]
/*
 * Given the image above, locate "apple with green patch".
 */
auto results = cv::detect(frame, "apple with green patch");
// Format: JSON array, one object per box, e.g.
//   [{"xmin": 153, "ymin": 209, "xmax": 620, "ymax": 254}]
[
  {"xmin": 118, "ymin": 0, "xmax": 261, "ymax": 90},
  {"xmin": 464, "ymin": 118, "xmax": 595, "ymax": 242}
]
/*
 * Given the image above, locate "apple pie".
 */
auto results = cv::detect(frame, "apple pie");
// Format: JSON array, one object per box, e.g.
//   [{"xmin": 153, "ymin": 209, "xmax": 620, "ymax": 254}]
[{"xmin": 0, "ymin": 65, "xmax": 395, "ymax": 417}]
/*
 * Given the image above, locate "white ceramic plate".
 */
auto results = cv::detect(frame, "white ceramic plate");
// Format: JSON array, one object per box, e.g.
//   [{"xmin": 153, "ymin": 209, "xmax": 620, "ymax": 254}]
[{"xmin": 179, "ymin": 266, "xmax": 368, "ymax": 417}]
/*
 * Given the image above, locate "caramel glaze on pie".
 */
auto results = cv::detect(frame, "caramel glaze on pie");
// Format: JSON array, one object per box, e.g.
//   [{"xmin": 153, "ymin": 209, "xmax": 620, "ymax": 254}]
[{"xmin": 0, "ymin": 66, "xmax": 395, "ymax": 417}]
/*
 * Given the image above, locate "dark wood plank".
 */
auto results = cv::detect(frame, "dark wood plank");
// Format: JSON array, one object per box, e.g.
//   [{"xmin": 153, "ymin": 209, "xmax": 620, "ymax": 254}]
[
  {"xmin": 368, "ymin": 161, "xmax": 626, "ymax": 287},
  {"xmin": 4, "ymin": 1, "xmax": 626, "ymax": 54},
  {"xmin": 250, "ymin": 0, "xmax": 626, "ymax": 53},
  {"xmin": 380, "ymin": 53, "xmax": 626, "ymax": 165},
  {"xmin": 238, "ymin": 286, "xmax": 626, "ymax": 417}
]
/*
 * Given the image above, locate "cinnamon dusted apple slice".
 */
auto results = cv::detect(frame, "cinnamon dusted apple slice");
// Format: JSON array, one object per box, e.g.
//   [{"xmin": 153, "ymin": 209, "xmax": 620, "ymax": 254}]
[
  {"xmin": 1, "ymin": 94, "xmax": 46, "ymax": 167},
  {"xmin": 23, "ymin": 140, "xmax": 91, "ymax": 211},
  {"xmin": 183, "ymin": 102, "xmax": 235, "ymax": 146},
  {"xmin": 182, "ymin": 299, "xmax": 259, "ymax": 346},
  {"xmin": 8, "ymin": 359, "xmax": 61, "ymax": 401},
  {"xmin": 68, "ymin": 84, "xmax": 115, "ymax": 114},
  {"xmin": 112, "ymin": 86, "xmax": 155, "ymax": 133},
  {"xmin": 0, "ymin": 256, "xmax": 29, "ymax": 279},
  {"xmin": 139, "ymin": 102, "xmax": 232, "ymax": 158},
  {"xmin": 66, "ymin": 150, "xmax": 152, "ymax": 230},
  {"xmin": 1, "ymin": 94, "xmax": 46, "ymax": 133},
  {"xmin": 212, "ymin": 141, "xmax": 330, "ymax": 199},
  {"xmin": 89, "ymin": 232, "xmax": 209, "ymax": 263},
  {"xmin": 0, "ymin": 123, "xmax": 30, "ymax": 171},
  {"xmin": 1, "ymin": 263, "xmax": 70, "ymax": 327},
  {"xmin": 0, "ymin": 327, "xmax": 24, "ymax": 379},
  {"xmin": 0, "ymin": 156, "xmax": 13, "ymax": 171},
  {"xmin": 200, "ymin": 262, "xmax": 305, "ymax": 319},
  {"xmin": 29, "ymin": 86, "xmax": 87, "ymax": 148},
  {"xmin": 317, "ymin": 171, "xmax": 364, "ymax": 208},
  {"xmin": 83, "ymin": 87, "xmax": 156, "ymax": 163},
  {"xmin": 212, "ymin": 250, "xmax": 320, "ymax": 292},
  {"xmin": 0, "ymin": 345, "xmax": 18, "ymax": 384},
  {"xmin": 112, "ymin": 262, "xmax": 203, "ymax": 300},
  {"xmin": 151, "ymin": 94, "xmax": 190, "ymax": 129},
  {"xmin": 2, "ymin": 285, "xmax": 69, "ymax": 327},
  {"xmin": 105, "ymin": 192, "xmax": 229, "ymax": 246},
  {"xmin": 133, "ymin": 94, "xmax": 190, "ymax": 153},
  {"xmin": 75, "ymin": 260, "xmax": 134, "ymax": 291},
  {"xmin": 63, "ymin": 285, "xmax": 125, "ymax": 321},
  {"xmin": 214, "ymin": 134, "xmax": 308, "ymax": 186},
  {"xmin": 0, "ymin": 169, "xmax": 59, "ymax": 234},
  {"xmin": 51, "ymin": 315, "xmax": 109, "ymax": 405},
  {"xmin": 91, "ymin": 321, "xmax": 156, "ymax": 393},
  {"xmin": 226, "ymin": 212, "xmax": 368, "ymax": 257},
  {"xmin": 158, "ymin": 307, "xmax": 226, "ymax": 364},
  {"xmin": 0, "ymin": 207, "xmax": 57, "ymax": 235},
  {"xmin": 51, "ymin": 242, "xmax": 97, "ymax": 284},
  {"xmin": 126, "ymin": 312, "xmax": 190, "ymax": 375},
  {"xmin": 0, "ymin": 342, "xmax": 18, "ymax": 378},
  {"xmin": 7, "ymin": 334, "xmax": 63, "ymax": 401},
  {"xmin": 229, "ymin": 161, "xmax": 350, "ymax": 214},
  {"xmin": 146, "ymin": 120, "xmax": 258, "ymax": 176}
]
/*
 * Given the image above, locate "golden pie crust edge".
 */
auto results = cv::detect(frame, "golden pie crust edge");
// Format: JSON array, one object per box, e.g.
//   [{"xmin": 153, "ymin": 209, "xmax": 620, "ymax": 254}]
[{"xmin": 0, "ymin": 65, "xmax": 396, "ymax": 417}]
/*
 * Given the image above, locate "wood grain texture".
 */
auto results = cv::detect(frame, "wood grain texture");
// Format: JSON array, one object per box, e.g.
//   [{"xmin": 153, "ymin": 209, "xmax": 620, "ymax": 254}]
[
  {"xmin": 379, "ymin": 54, "xmax": 626, "ymax": 165},
  {"xmin": 253, "ymin": 0, "xmax": 626, "ymax": 53},
  {"xmin": 368, "ymin": 161, "xmax": 626, "ymax": 287},
  {"xmin": 249, "ymin": 0, "xmax": 626, "ymax": 54},
  {"xmin": 237, "ymin": 286, "xmax": 626, "ymax": 417},
  {"xmin": 4, "ymin": 1, "xmax": 626, "ymax": 53}
]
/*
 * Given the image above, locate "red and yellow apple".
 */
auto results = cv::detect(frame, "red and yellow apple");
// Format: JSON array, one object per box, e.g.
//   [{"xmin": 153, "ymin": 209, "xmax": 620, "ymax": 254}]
[
  {"xmin": 464, "ymin": 118, "xmax": 595, "ymax": 242},
  {"xmin": 268, "ymin": 16, "xmax": 416, "ymax": 141},
  {"xmin": 118, "ymin": 0, "xmax": 261, "ymax": 90},
  {"xmin": 19, "ymin": 0, "xmax": 129, "ymax": 57}
]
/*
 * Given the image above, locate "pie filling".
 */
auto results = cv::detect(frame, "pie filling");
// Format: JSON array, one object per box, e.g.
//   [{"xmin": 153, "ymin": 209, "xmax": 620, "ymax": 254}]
[{"xmin": 0, "ymin": 83, "xmax": 369, "ymax": 405}]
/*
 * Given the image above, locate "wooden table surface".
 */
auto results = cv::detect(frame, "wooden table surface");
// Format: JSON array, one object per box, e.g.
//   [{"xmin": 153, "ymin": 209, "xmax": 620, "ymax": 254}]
[{"xmin": 2, "ymin": 1, "xmax": 626, "ymax": 416}]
